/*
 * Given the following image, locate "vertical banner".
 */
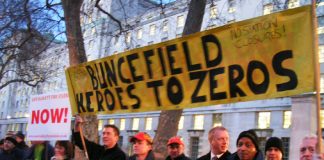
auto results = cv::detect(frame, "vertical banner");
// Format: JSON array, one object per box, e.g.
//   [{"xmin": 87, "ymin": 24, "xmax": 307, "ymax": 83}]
[{"xmin": 27, "ymin": 92, "xmax": 71, "ymax": 141}]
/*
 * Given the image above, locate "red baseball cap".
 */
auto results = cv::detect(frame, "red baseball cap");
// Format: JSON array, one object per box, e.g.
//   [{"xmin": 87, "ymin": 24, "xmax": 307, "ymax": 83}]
[
  {"xmin": 130, "ymin": 132, "xmax": 153, "ymax": 144},
  {"xmin": 167, "ymin": 136, "xmax": 184, "ymax": 146}
]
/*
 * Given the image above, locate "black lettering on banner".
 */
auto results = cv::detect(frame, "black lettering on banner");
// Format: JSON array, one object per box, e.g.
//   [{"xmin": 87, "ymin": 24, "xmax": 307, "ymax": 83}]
[
  {"xmin": 247, "ymin": 61, "xmax": 269, "ymax": 94},
  {"xmin": 144, "ymin": 49, "xmax": 154, "ymax": 79},
  {"xmin": 86, "ymin": 91, "xmax": 94, "ymax": 112},
  {"xmin": 147, "ymin": 80, "xmax": 163, "ymax": 106},
  {"xmin": 104, "ymin": 89, "xmax": 115, "ymax": 111},
  {"xmin": 95, "ymin": 63, "xmax": 108, "ymax": 89},
  {"xmin": 115, "ymin": 87, "xmax": 128, "ymax": 110},
  {"xmin": 210, "ymin": 67, "xmax": 227, "ymax": 100},
  {"xmin": 104, "ymin": 60, "xmax": 118, "ymax": 87},
  {"xmin": 166, "ymin": 44, "xmax": 182, "ymax": 75},
  {"xmin": 86, "ymin": 65, "xmax": 98, "ymax": 90},
  {"xmin": 127, "ymin": 84, "xmax": 141, "ymax": 109},
  {"xmin": 201, "ymin": 34, "xmax": 223, "ymax": 68},
  {"xmin": 228, "ymin": 65, "xmax": 247, "ymax": 98},
  {"xmin": 76, "ymin": 93, "xmax": 86, "ymax": 113},
  {"xmin": 189, "ymin": 71, "xmax": 207, "ymax": 103},
  {"xmin": 127, "ymin": 53, "xmax": 144, "ymax": 82},
  {"xmin": 167, "ymin": 77, "xmax": 183, "ymax": 105},
  {"xmin": 272, "ymin": 50, "xmax": 298, "ymax": 91},
  {"xmin": 158, "ymin": 48, "xmax": 167, "ymax": 76},
  {"xmin": 182, "ymin": 41, "xmax": 201, "ymax": 71},
  {"xmin": 96, "ymin": 91, "xmax": 105, "ymax": 112},
  {"xmin": 117, "ymin": 57, "xmax": 131, "ymax": 84}
]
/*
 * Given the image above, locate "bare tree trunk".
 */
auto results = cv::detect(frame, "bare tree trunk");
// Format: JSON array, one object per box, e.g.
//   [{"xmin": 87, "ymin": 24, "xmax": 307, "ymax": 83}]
[
  {"xmin": 61, "ymin": 1, "xmax": 98, "ymax": 160},
  {"xmin": 152, "ymin": 0, "xmax": 206, "ymax": 159}
]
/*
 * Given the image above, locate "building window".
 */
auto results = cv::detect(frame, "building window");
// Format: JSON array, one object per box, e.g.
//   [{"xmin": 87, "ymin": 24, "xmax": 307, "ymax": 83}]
[
  {"xmin": 98, "ymin": 119, "xmax": 103, "ymax": 131},
  {"xmin": 177, "ymin": 15, "xmax": 185, "ymax": 27},
  {"xmin": 282, "ymin": 137, "xmax": 290, "ymax": 160},
  {"xmin": 193, "ymin": 115, "xmax": 204, "ymax": 130},
  {"xmin": 212, "ymin": 113, "xmax": 222, "ymax": 127},
  {"xmin": 120, "ymin": 118, "xmax": 126, "ymax": 130},
  {"xmin": 148, "ymin": 41, "xmax": 154, "ymax": 45},
  {"xmin": 321, "ymin": 110, "xmax": 324, "ymax": 128},
  {"xmin": 283, "ymin": 111, "xmax": 291, "ymax": 128},
  {"xmin": 258, "ymin": 112, "xmax": 271, "ymax": 129},
  {"xmin": 149, "ymin": 24, "xmax": 156, "ymax": 36},
  {"xmin": 126, "ymin": 32, "xmax": 131, "ymax": 43},
  {"xmin": 108, "ymin": 119, "xmax": 115, "ymax": 125},
  {"xmin": 190, "ymin": 137, "xmax": 199, "ymax": 159},
  {"xmin": 132, "ymin": 118, "xmax": 139, "ymax": 130},
  {"xmin": 288, "ymin": 0, "xmax": 299, "ymax": 9},
  {"xmin": 228, "ymin": 0, "xmax": 236, "ymax": 13},
  {"xmin": 318, "ymin": 26, "xmax": 324, "ymax": 34},
  {"xmin": 137, "ymin": 29, "xmax": 143, "ymax": 39},
  {"xmin": 178, "ymin": 116, "xmax": 184, "ymax": 130},
  {"xmin": 263, "ymin": 4, "xmax": 273, "ymax": 15},
  {"xmin": 319, "ymin": 45, "xmax": 324, "ymax": 63},
  {"xmin": 210, "ymin": 5, "xmax": 217, "ymax": 18},
  {"xmin": 162, "ymin": 20, "xmax": 168, "ymax": 32},
  {"xmin": 145, "ymin": 117, "xmax": 152, "ymax": 130},
  {"xmin": 321, "ymin": 75, "xmax": 324, "ymax": 93},
  {"xmin": 258, "ymin": 137, "xmax": 267, "ymax": 155},
  {"xmin": 118, "ymin": 136, "xmax": 123, "ymax": 147}
]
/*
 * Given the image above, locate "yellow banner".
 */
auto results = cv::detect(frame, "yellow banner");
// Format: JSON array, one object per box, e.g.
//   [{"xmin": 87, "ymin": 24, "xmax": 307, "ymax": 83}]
[{"xmin": 65, "ymin": 6, "xmax": 315, "ymax": 115}]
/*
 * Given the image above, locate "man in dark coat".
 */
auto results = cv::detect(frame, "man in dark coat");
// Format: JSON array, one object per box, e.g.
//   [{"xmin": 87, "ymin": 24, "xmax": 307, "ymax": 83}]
[
  {"xmin": 0, "ymin": 136, "xmax": 24, "ymax": 160},
  {"xmin": 198, "ymin": 126, "xmax": 231, "ymax": 160},
  {"xmin": 165, "ymin": 136, "xmax": 191, "ymax": 160},
  {"xmin": 73, "ymin": 115, "xmax": 127, "ymax": 160}
]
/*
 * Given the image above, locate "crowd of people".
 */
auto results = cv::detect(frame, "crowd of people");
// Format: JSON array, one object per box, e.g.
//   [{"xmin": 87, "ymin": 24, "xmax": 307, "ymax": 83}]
[{"xmin": 0, "ymin": 115, "xmax": 322, "ymax": 160}]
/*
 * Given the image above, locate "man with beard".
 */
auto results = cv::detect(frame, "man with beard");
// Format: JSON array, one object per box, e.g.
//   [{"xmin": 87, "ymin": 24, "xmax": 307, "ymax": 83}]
[
  {"xmin": 198, "ymin": 126, "xmax": 231, "ymax": 160},
  {"xmin": 0, "ymin": 136, "xmax": 24, "ymax": 160},
  {"xmin": 73, "ymin": 115, "xmax": 127, "ymax": 160}
]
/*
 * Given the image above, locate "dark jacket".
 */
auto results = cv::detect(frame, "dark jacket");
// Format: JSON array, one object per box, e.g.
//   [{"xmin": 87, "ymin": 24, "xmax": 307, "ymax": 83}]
[
  {"xmin": 73, "ymin": 131, "xmax": 127, "ymax": 160},
  {"xmin": 0, "ymin": 148, "xmax": 24, "ymax": 160},
  {"xmin": 226, "ymin": 151, "xmax": 263, "ymax": 160},
  {"xmin": 198, "ymin": 151, "xmax": 231, "ymax": 160},
  {"xmin": 129, "ymin": 150, "xmax": 155, "ymax": 160},
  {"xmin": 16, "ymin": 141, "xmax": 29, "ymax": 150},
  {"xmin": 24, "ymin": 142, "xmax": 54, "ymax": 160},
  {"xmin": 165, "ymin": 153, "xmax": 191, "ymax": 160}
]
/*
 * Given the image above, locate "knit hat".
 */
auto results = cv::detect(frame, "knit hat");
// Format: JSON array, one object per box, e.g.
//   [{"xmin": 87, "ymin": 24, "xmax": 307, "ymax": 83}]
[
  {"xmin": 5, "ymin": 136, "xmax": 17, "ymax": 146},
  {"xmin": 15, "ymin": 132, "xmax": 25, "ymax": 139},
  {"xmin": 236, "ymin": 129, "xmax": 259, "ymax": 150},
  {"xmin": 265, "ymin": 137, "xmax": 284, "ymax": 154}
]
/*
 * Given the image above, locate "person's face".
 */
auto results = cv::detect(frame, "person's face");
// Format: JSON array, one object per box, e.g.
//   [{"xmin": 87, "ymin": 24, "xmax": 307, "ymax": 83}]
[
  {"xmin": 266, "ymin": 147, "xmax": 282, "ymax": 160},
  {"xmin": 102, "ymin": 127, "xmax": 118, "ymax": 148},
  {"xmin": 237, "ymin": 137, "xmax": 257, "ymax": 160},
  {"xmin": 133, "ymin": 140, "xmax": 152, "ymax": 156},
  {"xmin": 210, "ymin": 130, "xmax": 229, "ymax": 154},
  {"xmin": 3, "ymin": 140, "xmax": 15, "ymax": 151},
  {"xmin": 300, "ymin": 138, "xmax": 316, "ymax": 160},
  {"xmin": 15, "ymin": 137, "xmax": 23, "ymax": 143},
  {"xmin": 167, "ymin": 143, "xmax": 184, "ymax": 159},
  {"xmin": 54, "ymin": 144, "xmax": 66, "ymax": 157}
]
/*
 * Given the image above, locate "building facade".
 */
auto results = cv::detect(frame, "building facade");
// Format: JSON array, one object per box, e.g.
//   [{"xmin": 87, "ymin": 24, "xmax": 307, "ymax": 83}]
[{"xmin": 0, "ymin": 0, "xmax": 323, "ymax": 159}]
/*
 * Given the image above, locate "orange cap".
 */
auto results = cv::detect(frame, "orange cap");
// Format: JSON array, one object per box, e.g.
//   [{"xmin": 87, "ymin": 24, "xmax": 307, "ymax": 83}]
[
  {"xmin": 167, "ymin": 136, "xmax": 184, "ymax": 146},
  {"xmin": 130, "ymin": 132, "xmax": 153, "ymax": 144}
]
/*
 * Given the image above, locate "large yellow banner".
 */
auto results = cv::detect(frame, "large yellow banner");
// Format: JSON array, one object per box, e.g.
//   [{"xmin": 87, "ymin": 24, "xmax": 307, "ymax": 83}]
[{"xmin": 66, "ymin": 6, "xmax": 315, "ymax": 115}]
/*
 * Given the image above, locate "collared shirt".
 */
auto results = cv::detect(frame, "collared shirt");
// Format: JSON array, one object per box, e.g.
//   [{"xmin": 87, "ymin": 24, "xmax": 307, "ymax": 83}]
[{"xmin": 210, "ymin": 152, "xmax": 224, "ymax": 160}]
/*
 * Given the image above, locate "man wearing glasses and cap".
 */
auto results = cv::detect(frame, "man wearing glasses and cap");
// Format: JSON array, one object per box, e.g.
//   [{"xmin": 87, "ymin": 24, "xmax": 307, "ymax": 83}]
[{"xmin": 166, "ymin": 136, "xmax": 191, "ymax": 160}]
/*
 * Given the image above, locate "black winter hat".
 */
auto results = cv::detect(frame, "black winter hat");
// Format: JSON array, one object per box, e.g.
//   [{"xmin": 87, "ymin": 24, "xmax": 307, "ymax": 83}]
[
  {"xmin": 265, "ymin": 137, "xmax": 284, "ymax": 154},
  {"xmin": 236, "ymin": 129, "xmax": 259, "ymax": 151},
  {"xmin": 5, "ymin": 136, "xmax": 17, "ymax": 146}
]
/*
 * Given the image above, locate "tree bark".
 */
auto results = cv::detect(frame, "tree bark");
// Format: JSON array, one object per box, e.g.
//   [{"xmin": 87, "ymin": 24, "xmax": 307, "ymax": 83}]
[
  {"xmin": 152, "ymin": 0, "xmax": 206, "ymax": 159},
  {"xmin": 61, "ymin": 1, "xmax": 98, "ymax": 160}
]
